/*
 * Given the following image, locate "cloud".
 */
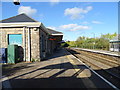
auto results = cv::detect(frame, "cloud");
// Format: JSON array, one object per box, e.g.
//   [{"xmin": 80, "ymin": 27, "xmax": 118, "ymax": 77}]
[
  {"xmin": 92, "ymin": 21, "xmax": 103, "ymax": 24},
  {"xmin": 82, "ymin": 21, "xmax": 89, "ymax": 24},
  {"xmin": 50, "ymin": 0, "xmax": 59, "ymax": 6},
  {"xmin": 59, "ymin": 24, "xmax": 90, "ymax": 31},
  {"xmin": 47, "ymin": 23, "xmax": 90, "ymax": 32},
  {"xmin": 64, "ymin": 6, "xmax": 93, "ymax": 20},
  {"xmin": 18, "ymin": 6, "xmax": 37, "ymax": 16}
]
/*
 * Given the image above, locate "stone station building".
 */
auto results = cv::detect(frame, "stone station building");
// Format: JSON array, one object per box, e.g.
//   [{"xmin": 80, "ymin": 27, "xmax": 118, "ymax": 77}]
[{"xmin": 0, "ymin": 13, "xmax": 63, "ymax": 62}]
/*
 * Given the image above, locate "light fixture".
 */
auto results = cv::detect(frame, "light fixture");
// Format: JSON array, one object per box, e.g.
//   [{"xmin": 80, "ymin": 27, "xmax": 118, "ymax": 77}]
[{"xmin": 13, "ymin": 0, "xmax": 20, "ymax": 5}]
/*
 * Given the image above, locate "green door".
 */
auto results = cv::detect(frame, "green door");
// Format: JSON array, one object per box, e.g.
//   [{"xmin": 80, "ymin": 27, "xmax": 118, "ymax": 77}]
[{"xmin": 7, "ymin": 45, "xmax": 18, "ymax": 63}]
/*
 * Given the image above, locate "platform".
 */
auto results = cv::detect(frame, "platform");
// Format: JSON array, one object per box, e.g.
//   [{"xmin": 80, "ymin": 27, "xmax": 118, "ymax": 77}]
[
  {"xmin": 72, "ymin": 48, "xmax": 120, "ymax": 57},
  {"xmin": 2, "ymin": 48, "xmax": 116, "ymax": 88}
]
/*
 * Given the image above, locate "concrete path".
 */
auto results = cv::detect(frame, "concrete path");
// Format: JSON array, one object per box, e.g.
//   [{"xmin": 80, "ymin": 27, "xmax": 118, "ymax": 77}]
[{"xmin": 2, "ymin": 48, "xmax": 115, "ymax": 88}]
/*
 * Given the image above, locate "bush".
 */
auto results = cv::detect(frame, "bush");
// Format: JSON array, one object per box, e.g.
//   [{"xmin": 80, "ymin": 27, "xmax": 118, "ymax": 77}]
[{"xmin": 61, "ymin": 43, "xmax": 69, "ymax": 47}]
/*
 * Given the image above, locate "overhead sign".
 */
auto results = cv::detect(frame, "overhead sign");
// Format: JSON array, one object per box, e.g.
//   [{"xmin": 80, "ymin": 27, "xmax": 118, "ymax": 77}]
[
  {"xmin": 49, "ymin": 38, "xmax": 56, "ymax": 40},
  {"xmin": 48, "ymin": 36, "xmax": 56, "ymax": 40}
]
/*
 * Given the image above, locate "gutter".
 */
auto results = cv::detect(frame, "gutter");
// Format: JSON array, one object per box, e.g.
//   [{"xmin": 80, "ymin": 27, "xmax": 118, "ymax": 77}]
[
  {"xmin": 51, "ymin": 33, "xmax": 63, "ymax": 36},
  {"xmin": 23, "ymin": 27, "xmax": 26, "ymax": 61},
  {"xmin": 27, "ymin": 27, "xmax": 31, "ymax": 62}
]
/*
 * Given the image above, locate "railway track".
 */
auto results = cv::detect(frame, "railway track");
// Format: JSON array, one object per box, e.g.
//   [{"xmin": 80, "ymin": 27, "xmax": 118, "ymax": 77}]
[
  {"xmin": 66, "ymin": 48, "xmax": 120, "ymax": 89},
  {"xmin": 77, "ymin": 50, "xmax": 120, "ymax": 74},
  {"xmin": 78, "ymin": 50, "xmax": 120, "ymax": 66}
]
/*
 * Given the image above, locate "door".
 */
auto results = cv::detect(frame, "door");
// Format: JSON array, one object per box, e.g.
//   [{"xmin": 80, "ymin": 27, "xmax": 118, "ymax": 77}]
[{"xmin": 7, "ymin": 45, "xmax": 18, "ymax": 63}]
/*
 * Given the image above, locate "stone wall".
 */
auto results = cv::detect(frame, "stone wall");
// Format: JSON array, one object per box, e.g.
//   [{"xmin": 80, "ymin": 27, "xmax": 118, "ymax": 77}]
[
  {"xmin": 0, "ymin": 28, "xmax": 23, "ymax": 48},
  {"xmin": 0, "ymin": 27, "xmax": 41, "ymax": 62},
  {"xmin": 0, "ymin": 27, "xmax": 63, "ymax": 62},
  {"xmin": 39, "ymin": 27, "xmax": 48, "ymax": 59},
  {"xmin": 30, "ymin": 27, "xmax": 40, "ymax": 61}
]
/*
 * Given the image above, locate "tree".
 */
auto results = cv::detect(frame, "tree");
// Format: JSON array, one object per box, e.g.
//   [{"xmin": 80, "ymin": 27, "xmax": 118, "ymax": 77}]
[
  {"xmin": 76, "ymin": 36, "xmax": 86, "ymax": 41},
  {"xmin": 101, "ymin": 32, "xmax": 117, "ymax": 40},
  {"xmin": 67, "ymin": 32, "xmax": 117, "ymax": 51}
]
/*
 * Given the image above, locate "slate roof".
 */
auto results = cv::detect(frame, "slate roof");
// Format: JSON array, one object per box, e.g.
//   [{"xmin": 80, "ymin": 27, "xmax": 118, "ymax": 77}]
[
  {"xmin": 0, "ymin": 13, "xmax": 63, "ymax": 36},
  {"xmin": 0, "ymin": 13, "xmax": 38, "ymax": 23},
  {"xmin": 47, "ymin": 28, "xmax": 63, "ymax": 35}
]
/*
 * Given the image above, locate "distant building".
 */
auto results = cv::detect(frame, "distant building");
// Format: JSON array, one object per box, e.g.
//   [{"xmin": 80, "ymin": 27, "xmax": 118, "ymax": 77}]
[
  {"xmin": 109, "ymin": 34, "xmax": 120, "ymax": 52},
  {"xmin": 0, "ymin": 13, "xmax": 63, "ymax": 62}
]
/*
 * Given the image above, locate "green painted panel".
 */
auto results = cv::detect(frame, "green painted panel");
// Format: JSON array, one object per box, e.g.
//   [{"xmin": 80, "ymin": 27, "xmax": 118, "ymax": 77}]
[{"xmin": 7, "ymin": 45, "xmax": 18, "ymax": 63}]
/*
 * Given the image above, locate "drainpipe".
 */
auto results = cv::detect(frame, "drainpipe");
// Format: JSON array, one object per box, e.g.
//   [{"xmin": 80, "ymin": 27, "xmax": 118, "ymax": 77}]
[
  {"xmin": 46, "ymin": 35, "xmax": 48, "ymax": 55},
  {"xmin": 23, "ymin": 27, "xmax": 26, "ymax": 61},
  {"xmin": 28, "ymin": 27, "xmax": 31, "ymax": 62}
]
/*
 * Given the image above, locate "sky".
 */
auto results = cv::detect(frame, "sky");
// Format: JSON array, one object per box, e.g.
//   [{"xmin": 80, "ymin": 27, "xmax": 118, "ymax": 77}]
[{"xmin": 1, "ymin": 2, "xmax": 118, "ymax": 41}]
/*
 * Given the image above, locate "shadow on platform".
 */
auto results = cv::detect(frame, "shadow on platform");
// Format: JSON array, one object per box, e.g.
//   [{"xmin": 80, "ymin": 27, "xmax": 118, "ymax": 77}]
[
  {"xmin": 2, "ymin": 48, "xmax": 120, "ymax": 89},
  {"xmin": 2, "ymin": 61, "xmax": 120, "ymax": 88},
  {"xmin": 43, "ymin": 48, "xmax": 80, "ymax": 61}
]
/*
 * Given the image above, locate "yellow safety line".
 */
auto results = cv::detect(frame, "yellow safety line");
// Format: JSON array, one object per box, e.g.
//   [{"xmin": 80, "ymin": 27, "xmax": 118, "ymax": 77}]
[{"xmin": 66, "ymin": 55, "xmax": 80, "ymax": 72}]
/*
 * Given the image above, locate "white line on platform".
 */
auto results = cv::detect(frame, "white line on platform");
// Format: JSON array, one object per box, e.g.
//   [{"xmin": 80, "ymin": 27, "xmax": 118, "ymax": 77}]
[
  {"xmin": 77, "ymin": 58, "xmax": 119, "ymax": 89},
  {"xmin": 65, "ymin": 49, "xmax": 119, "ymax": 90}
]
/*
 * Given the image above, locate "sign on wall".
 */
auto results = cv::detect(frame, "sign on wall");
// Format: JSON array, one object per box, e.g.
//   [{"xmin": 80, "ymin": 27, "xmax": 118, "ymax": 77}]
[{"xmin": 8, "ymin": 34, "xmax": 22, "ymax": 46}]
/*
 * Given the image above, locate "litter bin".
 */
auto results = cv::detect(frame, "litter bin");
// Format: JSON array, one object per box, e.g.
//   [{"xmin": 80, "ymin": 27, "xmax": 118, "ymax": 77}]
[
  {"xmin": 7, "ymin": 45, "xmax": 18, "ymax": 64},
  {"xmin": 0, "ymin": 48, "xmax": 7, "ymax": 63}
]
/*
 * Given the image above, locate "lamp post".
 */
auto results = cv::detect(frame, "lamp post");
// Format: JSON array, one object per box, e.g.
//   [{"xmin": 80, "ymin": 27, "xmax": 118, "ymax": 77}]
[
  {"xmin": 74, "ymin": 41, "xmax": 77, "ymax": 48},
  {"xmin": 91, "ymin": 33, "xmax": 95, "ymax": 49}
]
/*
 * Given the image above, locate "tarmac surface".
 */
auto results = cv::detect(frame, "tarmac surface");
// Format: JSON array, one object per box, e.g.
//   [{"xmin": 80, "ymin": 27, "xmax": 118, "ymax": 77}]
[{"xmin": 2, "ymin": 48, "xmax": 115, "ymax": 88}]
